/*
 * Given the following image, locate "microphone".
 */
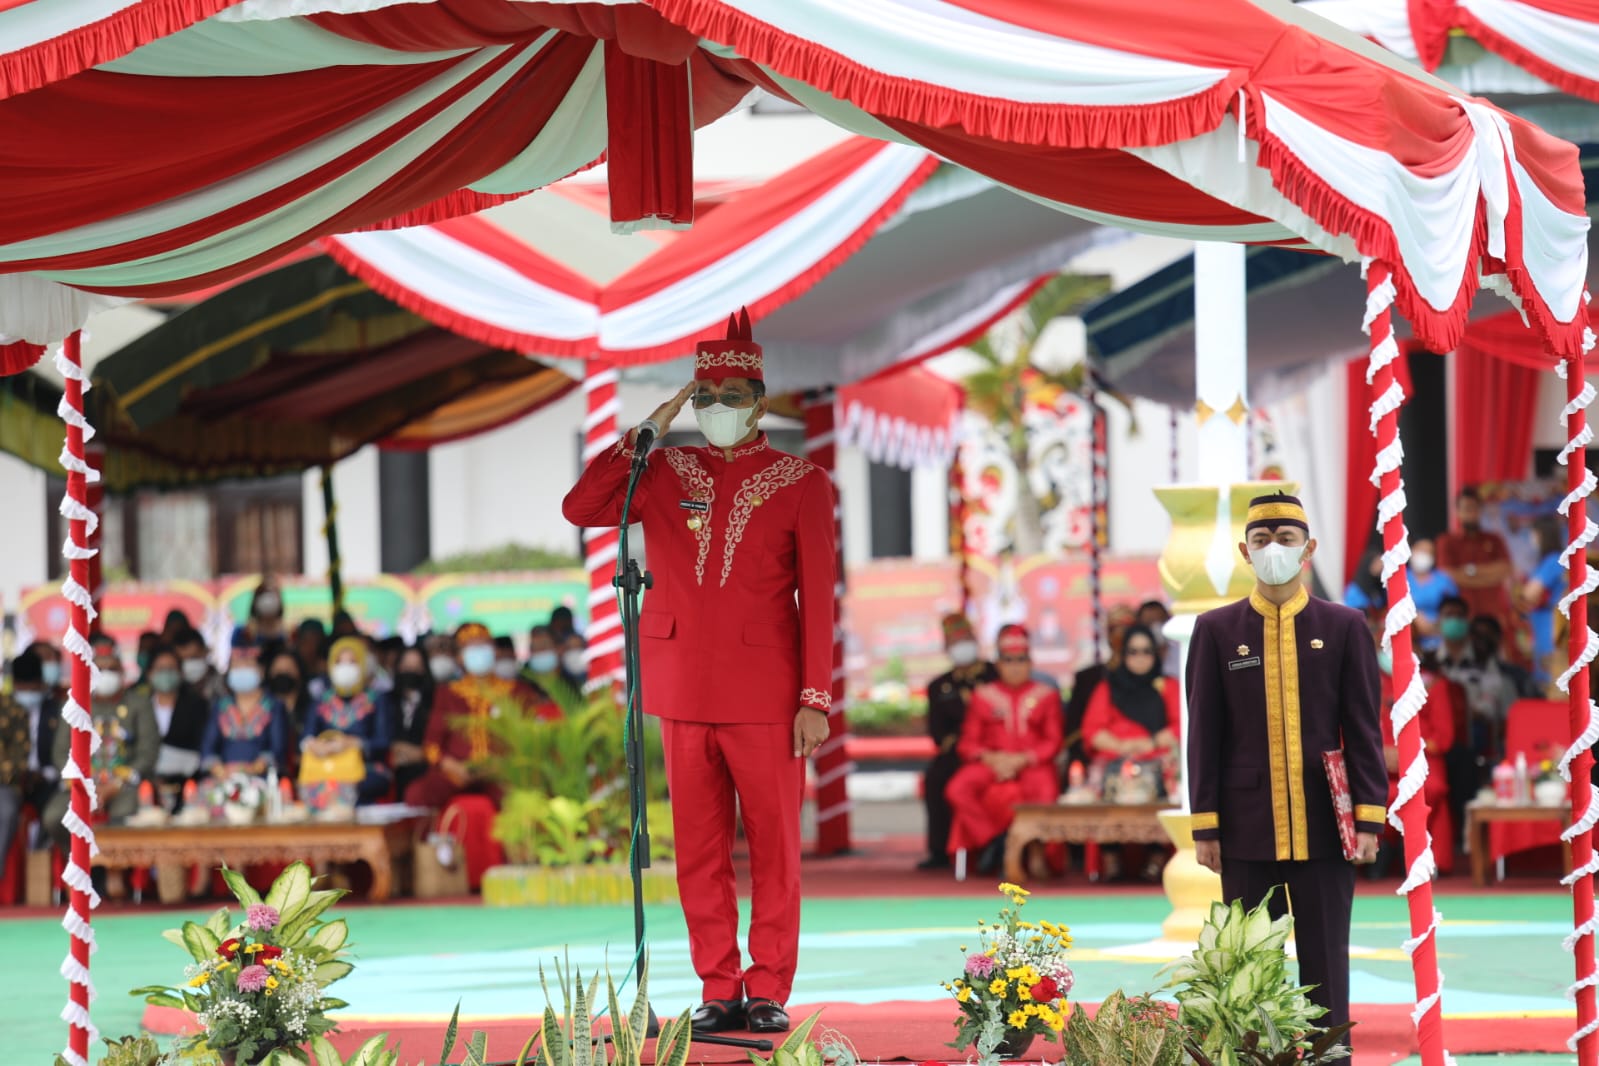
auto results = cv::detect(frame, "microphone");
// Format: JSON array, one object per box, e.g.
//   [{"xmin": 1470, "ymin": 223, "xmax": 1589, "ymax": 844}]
[{"xmin": 631, "ymin": 418, "xmax": 663, "ymax": 463}]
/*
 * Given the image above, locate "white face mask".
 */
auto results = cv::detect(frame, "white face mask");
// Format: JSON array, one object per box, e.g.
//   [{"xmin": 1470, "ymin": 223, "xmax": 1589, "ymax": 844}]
[
  {"xmin": 529, "ymin": 651, "xmax": 559, "ymax": 674},
  {"xmin": 695, "ymin": 403, "xmax": 757, "ymax": 449},
  {"xmin": 493, "ymin": 659, "xmax": 519, "ymax": 680},
  {"xmin": 1411, "ymin": 551, "xmax": 1434, "ymax": 574},
  {"xmin": 181, "ymin": 658, "xmax": 209, "ymax": 684},
  {"xmin": 461, "ymin": 645, "xmax": 496, "ymax": 677},
  {"xmin": 562, "ymin": 650, "xmax": 588, "ymax": 676},
  {"xmin": 1250, "ymin": 542, "xmax": 1307, "ymax": 587},
  {"xmin": 254, "ymin": 591, "xmax": 281, "ymax": 616},
  {"xmin": 40, "ymin": 662, "xmax": 61, "ymax": 688},
  {"xmin": 948, "ymin": 640, "xmax": 980, "ymax": 667},
  {"xmin": 13, "ymin": 689, "xmax": 44, "ymax": 711},
  {"xmin": 92, "ymin": 670, "xmax": 123, "ymax": 699},
  {"xmin": 428, "ymin": 655, "xmax": 458, "ymax": 682},
  {"xmin": 330, "ymin": 662, "xmax": 364, "ymax": 694}
]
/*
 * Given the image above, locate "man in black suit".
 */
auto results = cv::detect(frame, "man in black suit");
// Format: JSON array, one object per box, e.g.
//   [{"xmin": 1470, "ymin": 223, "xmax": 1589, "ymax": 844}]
[
  {"xmin": 919, "ymin": 614, "xmax": 996, "ymax": 870},
  {"xmin": 1187, "ymin": 493, "xmax": 1388, "ymax": 1036},
  {"xmin": 0, "ymin": 649, "xmax": 60, "ymax": 874}
]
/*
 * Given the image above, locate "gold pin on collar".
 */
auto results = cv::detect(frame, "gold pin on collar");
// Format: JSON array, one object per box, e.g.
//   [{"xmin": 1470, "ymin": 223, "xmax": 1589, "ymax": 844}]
[
  {"xmin": 1310, "ymin": 638, "xmax": 1324, "ymax": 649},
  {"xmin": 1237, "ymin": 645, "xmax": 1249, "ymax": 656}
]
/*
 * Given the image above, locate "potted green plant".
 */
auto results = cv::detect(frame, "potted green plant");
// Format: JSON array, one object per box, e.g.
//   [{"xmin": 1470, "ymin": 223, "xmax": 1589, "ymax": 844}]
[
  {"xmin": 1162, "ymin": 893, "xmax": 1351, "ymax": 1065},
  {"xmin": 1060, "ymin": 990, "xmax": 1187, "ymax": 1066},
  {"xmin": 131, "ymin": 864, "xmax": 359, "ymax": 1065},
  {"xmin": 476, "ymin": 690, "xmax": 677, "ymax": 906}
]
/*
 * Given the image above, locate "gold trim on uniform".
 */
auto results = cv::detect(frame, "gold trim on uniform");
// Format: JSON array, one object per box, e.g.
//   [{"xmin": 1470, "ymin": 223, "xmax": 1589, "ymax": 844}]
[
  {"xmin": 1354, "ymin": 804, "xmax": 1387, "ymax": 824},
  {"xmin": 721, "ymin": 457, "xmax": 810, "ymax": 586},
  {"xmin": 1247, "ymin": 501, "xmax": 1308, "ymax": 525},
  {"xmin": 1191, "ymin": 812, "xmax": 1219, "ymax": 831},
  {"xmin": 1250, "ymin": 585, "xmax": 1311, "ymax": 861},
  {"xmin": 799, "ymin": 687, "xmax": 832, "ymax": 710}
]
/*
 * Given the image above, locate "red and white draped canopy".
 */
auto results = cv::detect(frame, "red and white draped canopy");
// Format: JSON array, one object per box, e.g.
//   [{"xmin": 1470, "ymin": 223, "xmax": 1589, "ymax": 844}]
[
  {"xmin": 1305, "ymin": 0, "xmax": 1599, "ymax": 101},
  {"xmin": 321, "ymin": 136, "xmax": 1087, "ymax": 393},
  {"xmin": 0, "ymin": 0, "xmax": 1589, "ymax": 371}
]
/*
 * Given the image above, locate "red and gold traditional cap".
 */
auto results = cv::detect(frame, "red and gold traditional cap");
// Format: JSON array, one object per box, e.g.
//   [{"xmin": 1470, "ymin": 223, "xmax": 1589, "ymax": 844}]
[
  {"xmin": 1245, "ymin": 492, "xmax": 1309, "ymax": 535},
  {"xmin": 997, "ymin": 624, "xmax": 1031, "ymax": 656},
  {"xmin": 694, "ymin": 307, "xmax": 763, "ymax": 383},
  {"xmin": 454, "ymin": 622, "xmax": 492, "ymax": 647},
  {"xmin": 941, "ymin": 613, "xmax": 975, "ymax": 639}
]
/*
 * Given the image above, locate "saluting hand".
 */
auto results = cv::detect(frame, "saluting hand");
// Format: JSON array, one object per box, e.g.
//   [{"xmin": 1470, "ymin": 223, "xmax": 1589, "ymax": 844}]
[
  {"xmin": 794, "ymin": 708, "xmax": 829, "ymax": 759},
  {"xmin": 635, "ymin": 382, "xmax": 697, "ymax": 444}
]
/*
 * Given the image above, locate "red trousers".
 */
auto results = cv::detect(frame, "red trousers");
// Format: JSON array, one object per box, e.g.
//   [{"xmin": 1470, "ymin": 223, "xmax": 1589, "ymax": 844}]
[
  {"xmin": 662, "ymin": 719, "xmax": 804, "ymax": 1004},
  {"xmin": 945, "ymin": 762, "xmax": 1058, "ymax": 855}
]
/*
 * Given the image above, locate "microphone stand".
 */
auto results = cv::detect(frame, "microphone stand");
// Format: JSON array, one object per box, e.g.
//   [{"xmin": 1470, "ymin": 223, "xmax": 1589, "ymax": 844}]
[{"xmin": 614, "ymin": 440, "xmax": 772, "ymax": 1053}]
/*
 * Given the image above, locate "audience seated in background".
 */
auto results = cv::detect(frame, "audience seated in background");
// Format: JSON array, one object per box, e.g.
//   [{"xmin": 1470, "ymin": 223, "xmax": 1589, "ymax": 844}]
[
  {"xmin": 199, "ymin": 633, "xmax": 288, "ymax": 780},
  {"xmin": 0, "ymin": 650, "xmax": 60, "ymax": 878},
  {"xmin": 946, "ymin": 624, "xmax": 1062, "ymax": 876}
]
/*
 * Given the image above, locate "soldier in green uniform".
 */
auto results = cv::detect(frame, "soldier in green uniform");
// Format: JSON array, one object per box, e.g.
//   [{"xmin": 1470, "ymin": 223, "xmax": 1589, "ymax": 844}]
[
  {"xmin": 919, "ymin": 614, "xmax": 997, "ymax": 871},
  {"xmin": 44, "ymin": 636, "xmax": 160, "ymax": 853},
  {"xmin": 1186, "ymin": 493, "xmax": 1388, "ymax": 1038}
]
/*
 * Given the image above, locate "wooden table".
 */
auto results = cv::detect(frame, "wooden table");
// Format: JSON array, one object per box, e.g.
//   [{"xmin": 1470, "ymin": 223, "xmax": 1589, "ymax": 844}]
[
  {"xmin": 94, "ymin": 819, "xmax": 421, "ymax": 902},
  {"xmin": 1003, "ymin": 803, "xmax": 1170, "ymax": 882},
  {"xmin": 1464, "ymin": 801, "xmax": 1572, "ymax": 887}
]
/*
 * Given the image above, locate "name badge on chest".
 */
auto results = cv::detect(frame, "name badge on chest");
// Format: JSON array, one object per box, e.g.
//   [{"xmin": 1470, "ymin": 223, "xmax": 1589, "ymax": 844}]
[
  {"xmin": 1228, "ymin": 656, "xmax": 1262, "ymax": 671},
  {"xmin": 679, "ymin": 499, "xmax": 709, "ymax": 514}
]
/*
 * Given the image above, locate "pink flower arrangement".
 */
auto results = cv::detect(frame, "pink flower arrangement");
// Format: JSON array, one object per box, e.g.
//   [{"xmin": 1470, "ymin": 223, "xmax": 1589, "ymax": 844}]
[
  {"xmin": 246, "ymin": 904, "xmax": 280, "ymax": 931},
  {"xmin": 235, "ymin": 965, "xmax": 269, "ymax": 993},
  {"xmin": 964, "ymin": 953, "xmax": 997, "ymax": 979}
]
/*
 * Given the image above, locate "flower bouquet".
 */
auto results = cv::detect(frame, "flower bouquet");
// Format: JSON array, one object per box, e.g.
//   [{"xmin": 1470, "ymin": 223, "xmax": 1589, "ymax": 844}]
[
  {"xmin": 133, "ymin": 863, "xmax": 356, "ymax": 1065},
  {"xmin": 208, "ymin": 774, "xmax": 266, "ymax": 826},
  {"xmin": 943, "ymin": 883, "xmax": 1074, "ymax": 1059}
]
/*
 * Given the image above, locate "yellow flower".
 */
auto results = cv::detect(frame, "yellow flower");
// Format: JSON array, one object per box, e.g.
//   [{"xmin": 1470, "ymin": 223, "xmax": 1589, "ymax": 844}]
[
  {"xmin": 1023, "ymin": 1004, "xmax": 1041, "ymax": 1018},
  {"xmin": 187, "ymin": 974, "xmax": 209, "ymax": 988},
  {"xmin": 989, "ymin": 979, "xmax": 1008, "ymax": 996},
  {"xmin": 265, "ymin": 976, "xmax": 279, "ymax": 990},
  {"xmin": 997, "ymin": 882, "xmax": 1030, "ymax": 898},
  {"xmin": 1017, "ymin": 985, "xmax": 1033, "ymax": 1002},
  {"xmin": 244, "ymin": 943, "xmax": 264, "ymax": 955},
  {"xmin": 957, "ymin": 987, "xmax": 973, "ymax": 1004},
  {"xmin": 1007, "ymin": 1010, "xmax": 1028, "ymax": 1029},
  {"xmin": 1016, "ymin": 921, "xmax": 1037, "ymax": 931}
]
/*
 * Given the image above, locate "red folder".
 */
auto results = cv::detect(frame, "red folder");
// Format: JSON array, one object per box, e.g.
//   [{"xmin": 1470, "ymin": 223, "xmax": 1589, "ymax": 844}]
[{"xmin": 1322, "ymin": 750, "xmax": 1359, "ymax": 861}]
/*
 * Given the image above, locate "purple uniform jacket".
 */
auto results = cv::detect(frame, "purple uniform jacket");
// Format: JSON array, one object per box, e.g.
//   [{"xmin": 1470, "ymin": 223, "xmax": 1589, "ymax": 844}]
[{"xmin": 1185, "ymin": 587, "xmax": 1388, "ymax": 862}]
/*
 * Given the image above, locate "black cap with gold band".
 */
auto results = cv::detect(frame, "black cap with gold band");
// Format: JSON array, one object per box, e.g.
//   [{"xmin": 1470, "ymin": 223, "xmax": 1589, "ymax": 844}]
[{"xmin": 1245, "ymin": 492, "xmax": 1309, "ymax": 534}]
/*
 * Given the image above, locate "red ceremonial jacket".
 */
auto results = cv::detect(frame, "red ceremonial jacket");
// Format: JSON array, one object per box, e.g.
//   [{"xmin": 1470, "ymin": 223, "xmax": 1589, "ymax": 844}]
[
  {"xmin": 956, "ymin": 679, "xmax": 1064, "ymax": 767},
  {"xmin": 561, "ymin": 432, "xmax": 837, "ymax": 724}
]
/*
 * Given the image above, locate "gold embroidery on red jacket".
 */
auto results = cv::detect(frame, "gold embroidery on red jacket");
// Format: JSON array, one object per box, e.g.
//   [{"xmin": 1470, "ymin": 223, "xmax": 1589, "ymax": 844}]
[
  {"xmin": 696, "ymin": 349, "xmax": 763, "ymax": 372},
  {"xmin": 799, "ymin": 687, "xmax": 832, "ymax": 710},
  {"xmin": 664, "ymin": 449, "xmax": 716, "ymax": 584},
  {"xmin": 722, "ymin": 457, "xmax": 810, "ymax": 586}
]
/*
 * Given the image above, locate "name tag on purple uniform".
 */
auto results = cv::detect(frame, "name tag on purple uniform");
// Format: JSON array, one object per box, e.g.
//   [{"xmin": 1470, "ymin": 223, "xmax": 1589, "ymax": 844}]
[{"xmin": 1228, "ymin": 656, "xmax": 1262, "ymax": 671}]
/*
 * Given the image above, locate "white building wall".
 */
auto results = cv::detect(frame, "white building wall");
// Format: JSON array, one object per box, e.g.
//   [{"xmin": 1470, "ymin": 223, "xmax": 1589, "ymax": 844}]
[{"xmin": 0, "ymin": 454, "xmax": 48, "ymax": 609}]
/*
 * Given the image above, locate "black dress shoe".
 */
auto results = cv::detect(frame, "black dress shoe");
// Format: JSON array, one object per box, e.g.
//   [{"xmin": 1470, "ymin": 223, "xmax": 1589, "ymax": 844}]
[
  {"xmin": 916, "ymin": 855, "xmax": 951, "ymax": 871},
  {"xmin": 745, "ymin": 998, "xmax": 790, "ymax": 1033},
  {"xmin": 691, "ymin": 999, "xmax": 746, "ymax": 1034}
]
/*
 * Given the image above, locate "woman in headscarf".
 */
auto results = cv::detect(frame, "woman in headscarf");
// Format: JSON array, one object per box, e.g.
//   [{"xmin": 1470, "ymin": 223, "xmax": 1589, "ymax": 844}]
[
  {"xmin": 301, "ymin": 636, "xmax": 393, "ymax": 806},
  {"xmin": 1082, "ymin": 625, "xmax": 1180, "ymax": 768},
  {"xmin": 1080, "ymin": 624, "xmax": 1181, "ymax": 880}
]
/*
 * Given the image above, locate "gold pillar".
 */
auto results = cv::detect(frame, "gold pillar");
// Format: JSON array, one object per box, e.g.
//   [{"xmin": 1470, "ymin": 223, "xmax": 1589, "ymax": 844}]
[{"xmin": 1154, "ymin": 480, "xmax": 1295, "ymax": 943}]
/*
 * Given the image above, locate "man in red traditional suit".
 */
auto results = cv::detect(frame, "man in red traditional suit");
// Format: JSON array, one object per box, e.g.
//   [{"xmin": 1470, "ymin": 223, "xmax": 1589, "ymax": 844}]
[
  {"xmin": 1187, "ymin": 493, "xmax": 1388, "ymax": 1040},
  {"xmin": 945, "ymin": 625, "xmax": 1063, "ymax": 875},
  {"xmin": 561, "ymin": 309, "xmax": 836, "ymax": 1036},
  {"xmin": 404, "ymin": 622, "xmax": 557, "ymax": 889}
]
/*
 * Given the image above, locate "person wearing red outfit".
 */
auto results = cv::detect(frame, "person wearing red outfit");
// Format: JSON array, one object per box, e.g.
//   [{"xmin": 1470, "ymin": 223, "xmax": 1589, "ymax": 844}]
[
  {"xmin": 1081, "ymin": 624, "xmax": 1182, "ymax": 880},
  {"xmin": 1081, "ymin": 625, "xmax": 1181, "ymax": 767},
  {"xmin": 945, "ymin": 625, "xmax": 1063, "ymax": 875},
  {"xmin": 1372, "ymin": 621, "xmax": 1457, "ymax": 876},
  {"xmin": 403, "ymin": 622, "xmax": 559, "ymax": 889},
  {"xmin": 561, "ymin": 309, "xmax": 836, "ymax": 1037}
]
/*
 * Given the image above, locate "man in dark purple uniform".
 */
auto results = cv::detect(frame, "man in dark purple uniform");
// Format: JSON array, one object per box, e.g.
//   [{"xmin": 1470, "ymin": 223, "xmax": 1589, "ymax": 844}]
[{"xmin": 1186, "ymin": 492, "xmax": 1387, "ymax": 1036}]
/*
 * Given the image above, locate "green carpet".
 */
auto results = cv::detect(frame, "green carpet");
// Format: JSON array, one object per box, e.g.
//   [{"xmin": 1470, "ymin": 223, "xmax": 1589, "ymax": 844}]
[{"xmin": 0, "ymin": 892, "xmax": 1577, "ymax": 1064}]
